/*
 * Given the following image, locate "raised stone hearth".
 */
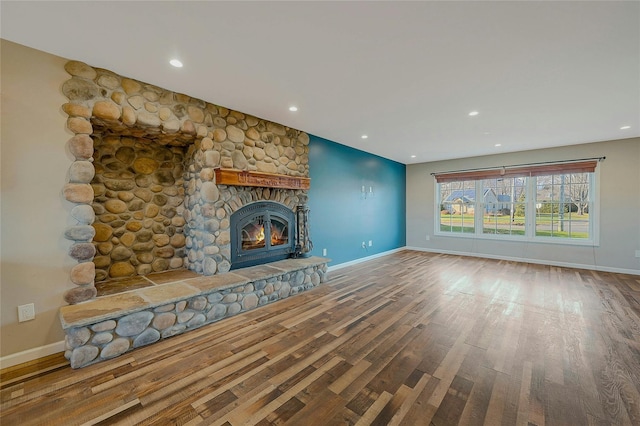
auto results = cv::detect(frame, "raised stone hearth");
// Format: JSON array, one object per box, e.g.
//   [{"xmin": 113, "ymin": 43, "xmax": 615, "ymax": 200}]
[{"xmin": 60, "ymin": 257, "xmax": 329, "ymax": 368}]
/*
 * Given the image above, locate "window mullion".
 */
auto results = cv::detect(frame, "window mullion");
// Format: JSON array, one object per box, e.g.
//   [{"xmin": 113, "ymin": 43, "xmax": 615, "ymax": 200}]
[
  {"xmin": 525, "ymin": 176, "xmax": 533, "ymax": 238},
  {"xmin": 475, "ymin": 180, "xmax": 483, "ymax": 235}
]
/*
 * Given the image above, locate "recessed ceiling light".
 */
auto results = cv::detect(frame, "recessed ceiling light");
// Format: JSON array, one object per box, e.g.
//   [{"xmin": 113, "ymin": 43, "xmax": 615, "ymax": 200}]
[
  {"xmin": 411, "ymin": 155, "xmax": 417, "ymax": 158},
  {"xmin": 169, "ymin": 59, "xmax": 183, "ymax": 68},
  {"xmin": 469, "ymin": 111, "xmax": 479, "ymax": 116},
  {"xmin": 620, "ymin": 125, "xmax": 631, "ymax": 130},
  {"xmin": 495, "ymin": 143, "xmax": 502, "ymax": 147},
  {"xmin": 289, "ymin": 106, "xmax": 298, "ymax": 112},
  {"xmin": 361, "ymin": 135, "xmax": 368, "ymax": 139}
]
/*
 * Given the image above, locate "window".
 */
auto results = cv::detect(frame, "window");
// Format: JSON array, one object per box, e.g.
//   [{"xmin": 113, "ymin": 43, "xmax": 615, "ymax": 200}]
[{"xmin": 434, "ymin": 160, "xmax": 599, "ymax": 244}]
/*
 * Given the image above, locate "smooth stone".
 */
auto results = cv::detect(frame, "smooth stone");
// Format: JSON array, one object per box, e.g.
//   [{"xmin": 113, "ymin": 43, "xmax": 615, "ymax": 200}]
[
  {"xmin": 121, "ymin": 78, "xmax": 141, "ymax": 94},
  {"xmin": 110, "ymin": 262, "xmax": 136, "ymax": 278},
  {"xmin": 206, "ymin": 303, "xmax": 227, "ymax": 320},
  {"xmin": 69, "ymin": 243, "xmax": 96, "ymax": 261},
  {"xmin": 216, "ymin": 231, "xmax": 230, "ymax": 245},
  {"xmin": 93, "ymin": 100, "xmax": 121, "ymax": 121},
  {"xmin": 133, "ymin": 328, "xmax": 160, "ymax": 348},
  {"xmin": 152, "ymin": 312, "xmax": 176, "ymax": 330},
  {"xmin": 267, "ymin": 122, "xmax": 286, "ymax": 136},
  {"xmin": 115, "ymin": 311, "xmax": 154, "ymax": 337},
  {"xmin": 204, "ymin": 150, "xmax": 221, "ymax": 167},
  {"xmin": 62, "ymin": 103, "xmax": 92, "ymax": 118},
  {"xmin": 212, "ymin": 128, "xmax": 227, "ymax": 142},
  {"xmin": 201, "ymin": 182, "xmax": 219, "ymax": 203},
  {"xmin": 104, "ymin": 199, "xmax": 127, "ymax": 214},
  {"xmin": 278, "ymin": 282, "xmax": 291, "ymax": 299},
  {"xmin": 110, "ymin": 246, "xmax": 132, "ymax": 261},
  {"xmin": 207, "ymin": 293, "xmax": 223, "ymax": 303},
  {"xmin": 92, "ymin": 332, "xmax": 113, "ymax": 345},
  {"xmin": 156, "ymin": 247, "xmax": 174, "ymax": 258},
  {"xmin": 243, "ymin": 293, "xmax": 259, "ymax": 310},
  {"xmin": 231, "ymin": 151, "xmax": 248, "ymax": 169},
  {"xmin": 188, "ymin": 106, "xmax": 205, "ymax": 123},
  {"xmin": 181, "ymin": 120, "xmax": 196, "ymax": 134},
  {"xmin": 91, "ymin": 320, "xmax": 116, "ymax": 332},
  {"xmin": 64, "ymin": 285, "xmax": 97, "ymax": 304},
  {"xmin": 101, "ymin": 338, "xmax": 130, "ymax": 359},
  {"xmin": 62, "ymin": 77, "xmax": 99, "ymax": 101},
  {"xmin": 189, "ymin": 296, "xmax": 207, "ymax": 311},
  {"xmin": 70, "ymin": 204, "xmax": 96, "ymax": 224},
  {"xmin": 122, "ymin": 106, "xmax": 136, "ymax": 125},
  {"xmin": 70, "ymin": 262, "xmax": 95, "ymax": 285},
  {"xmin": 64, "ymin": 184, "xmax": 94, "ymax": 204},
  {"xmin": 64, "ymin": 225, "xmax": 96, "ymax": 242},
  {"xmin": 92, "ymin": 223, "xmax": 113, "ymax": 242},
  {"xmin": 67, "ymin": 117, "xmax": 93, "ymax": 134},
  {"xmin": 187, "ymin": 313, "xmax": 206, "ymax": 328},
  {"xmin": 64, "ymin": 61, "xmax": 97, "ymax": 79},
  {"xmin": 137, "ymin": 112, "xmax": 161, "ymax": 127},
  {"xmin": 226, "ymin": 125, "xmax": 245, "ymax": 143},
  {"xmin": 218, "ymin": 260, "xmax": 231, "ymax": 274},
  {"xmin": 227, "ymin": 302, "xmax": 242, "ymax": 315},
  {"xmin": 70, "ymin": 345, "xmax": 99, "ymax": 369},
  {"xmin": 68, "ymin": 161, "xmax": 95, "ymax": 183},
  {"xmin": 154, "ymin": 304, "xmax": 175, "ymax": 313},
  {"xmin": 133, "ymin": 157, "xmax": 159, "ymax": 175},
  {"xmin": 68, "ymin": 134, "xmax": 95, "ymax": 159},
  {"xmin": 177, "ymin": 311, "xmax": 195, "ymax": 324},
  {"xmin": 104, "ymin": 179, "xmax": 135, "ymax": 191},
  {"xmin": 66, "ymin": 326, "xmax": 91, "ymax": 347}
]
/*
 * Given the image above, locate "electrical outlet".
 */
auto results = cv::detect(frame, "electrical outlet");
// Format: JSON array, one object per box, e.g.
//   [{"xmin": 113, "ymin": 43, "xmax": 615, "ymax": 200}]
[
  {"xmin": 426, "ymin": 234, "xmax": 430, "ymax": 241},
  {"xmin": 322, "ymin": 248, "xmax": 327, "ymax": 256},
  {"xmin": 18, "ymin": 303, "xmax": 35, "ymax": 322},
  {"xmin": 635, "ymin": 250, "xmax": 640, "ymax": 258},
  {"xmin": 361, "ymin": 241, "xmax": 366, "ymax": 248},
  {"xmin": 368, "ymin": 240, "xmax": 373, "ymax": 247}
]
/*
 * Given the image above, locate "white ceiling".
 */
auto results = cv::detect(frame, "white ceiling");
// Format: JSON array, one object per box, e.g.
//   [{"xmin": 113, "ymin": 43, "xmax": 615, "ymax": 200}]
[{"xmin": 2, "ymin": 1, "xmax": 638, "ymax": 164}]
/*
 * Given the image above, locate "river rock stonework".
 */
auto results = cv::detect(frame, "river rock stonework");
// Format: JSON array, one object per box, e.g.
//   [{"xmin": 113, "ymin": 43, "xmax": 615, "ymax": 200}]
[
  {"xmin": 61, "ymin": 60, "xmax": 310, "ymax": 303},
  {"xmin": 91, "ymin": 135, "xmax": 186, "ymax": 280},
  {"xmin": 62, "ymin": 261, "xmax": 329, "ymax": 368}
]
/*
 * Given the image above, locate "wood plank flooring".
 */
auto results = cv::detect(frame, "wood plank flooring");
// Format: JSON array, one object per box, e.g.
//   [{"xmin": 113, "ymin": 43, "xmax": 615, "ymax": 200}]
[{"xmin": 2, "ymin": 250, "xmax": 640, "ymax": 425}]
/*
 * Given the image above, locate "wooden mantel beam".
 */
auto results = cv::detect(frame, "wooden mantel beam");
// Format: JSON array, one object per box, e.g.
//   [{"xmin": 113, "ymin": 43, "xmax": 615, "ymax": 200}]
[{"xmin": 214, "ymin": 168, "xmax": 310, "ymax": 190}]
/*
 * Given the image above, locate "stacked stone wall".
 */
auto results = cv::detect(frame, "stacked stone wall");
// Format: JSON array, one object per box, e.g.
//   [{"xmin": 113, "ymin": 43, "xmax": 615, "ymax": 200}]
[
  {"xmin": 60, "ymin": 59, "xmax": 310, "ymax": 303},
  {"xmin": 183, "ymin": 134, "xmax": 306, "ymax": 274},
  {"xmin": 91, "ymin": 135, "xmax": 186, "ymax": 281}
]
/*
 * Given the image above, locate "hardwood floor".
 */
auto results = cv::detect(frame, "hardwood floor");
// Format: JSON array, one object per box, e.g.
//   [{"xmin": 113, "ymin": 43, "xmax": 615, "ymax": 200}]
[{"xmin": 2, "ymin": 250, "xmax": 639, "ymax": 425}]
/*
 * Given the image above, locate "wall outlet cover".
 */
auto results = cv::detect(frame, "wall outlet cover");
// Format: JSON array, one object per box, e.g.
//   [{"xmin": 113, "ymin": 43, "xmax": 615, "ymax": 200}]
[{"xmin": 18, "ymin": 303, "xmax": 35, "ymax": 322}]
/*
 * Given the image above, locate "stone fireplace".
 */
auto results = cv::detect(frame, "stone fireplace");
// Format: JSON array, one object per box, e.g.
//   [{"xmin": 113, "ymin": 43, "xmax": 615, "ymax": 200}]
[
  {"xmin": 59, "ymin": 60, "xmax": 328, "ymax": 368},
  {"xmin": 60, "ymin": 60, "xmax": 313, "ymax": 304}
]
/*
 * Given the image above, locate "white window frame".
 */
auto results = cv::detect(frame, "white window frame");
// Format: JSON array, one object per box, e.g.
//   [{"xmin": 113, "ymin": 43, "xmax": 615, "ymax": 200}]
[{"xmin": 434, "ymin": 168, "xmax": 600, "ymax": 246}]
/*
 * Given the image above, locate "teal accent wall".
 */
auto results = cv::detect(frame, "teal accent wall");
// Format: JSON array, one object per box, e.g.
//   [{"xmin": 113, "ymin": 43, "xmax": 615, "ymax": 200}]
[{"xmin": 307, "ymin": 135, "xmax": 406, "ymax": 266}]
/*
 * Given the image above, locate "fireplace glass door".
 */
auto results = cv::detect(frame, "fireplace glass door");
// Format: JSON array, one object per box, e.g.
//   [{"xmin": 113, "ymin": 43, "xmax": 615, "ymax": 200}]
[
  {"xmin": 230, "ymin": 201, "xmax": 296, "ymax": 269},
  {"xmin": 241, "ymin": 216, "xmax": 267, "ymax": 251}
]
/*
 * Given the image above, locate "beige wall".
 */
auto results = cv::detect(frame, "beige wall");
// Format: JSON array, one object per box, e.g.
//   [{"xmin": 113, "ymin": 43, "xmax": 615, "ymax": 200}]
[
  {"xmin": 1, "ymin": 40, "xmax": 73, "ymax": 356},
  {"xmin": 407, "ymin": 138, "xmax": 640, "ymax": 273}
]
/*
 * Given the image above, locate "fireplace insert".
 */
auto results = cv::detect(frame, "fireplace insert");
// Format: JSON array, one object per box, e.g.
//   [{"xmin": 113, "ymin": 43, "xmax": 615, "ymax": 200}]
[{"xmin": 230, "ymin": 201, "xmax": 296, "ymax": 269}]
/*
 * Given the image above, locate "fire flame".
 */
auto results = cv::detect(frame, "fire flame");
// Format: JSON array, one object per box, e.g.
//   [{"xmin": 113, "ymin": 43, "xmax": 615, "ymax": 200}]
[{"xmin": 255, "ymin": 225, "xmax": 265, "ymax": 242}]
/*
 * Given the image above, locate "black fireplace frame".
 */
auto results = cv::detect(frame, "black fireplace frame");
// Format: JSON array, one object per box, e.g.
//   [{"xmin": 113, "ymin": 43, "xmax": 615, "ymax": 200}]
[{"xmin": 230, "ymin": 201, "xmax": 296, "ymax": 269}]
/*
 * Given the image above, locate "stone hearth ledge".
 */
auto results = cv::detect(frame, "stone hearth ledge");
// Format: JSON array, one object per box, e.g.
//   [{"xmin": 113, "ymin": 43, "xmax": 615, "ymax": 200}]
[{"xmin": 60, "ymin": 257, "xmax": 329, "ymax": 368}]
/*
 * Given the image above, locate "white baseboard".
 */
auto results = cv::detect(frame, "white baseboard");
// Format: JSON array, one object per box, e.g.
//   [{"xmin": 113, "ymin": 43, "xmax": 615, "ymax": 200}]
[
  {"xmin": 327, "ymin": 247, "xmax": 405, "ymax": 272},
  {"xmin": 0, "ymin": 340, "xmax": 66, "ymax": 370},
  {"xmin": 405, "ymin": 246, "xmax": 640, "ymax": 276}
]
